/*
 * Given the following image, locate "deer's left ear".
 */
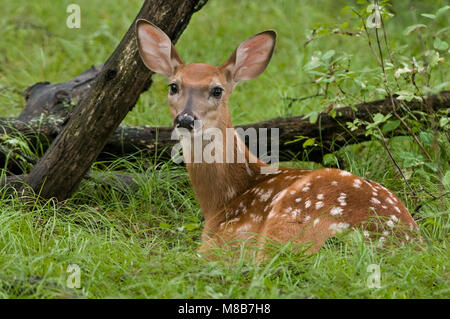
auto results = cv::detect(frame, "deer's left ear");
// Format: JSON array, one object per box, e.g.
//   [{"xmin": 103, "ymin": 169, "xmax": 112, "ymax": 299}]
[
  {"xmin": 136, "ymin": 19, "xmax": 184, "ymax": 77},
  {"xmin": 221, "ymin": 30, "xmax": 276, "ymax": 83}
]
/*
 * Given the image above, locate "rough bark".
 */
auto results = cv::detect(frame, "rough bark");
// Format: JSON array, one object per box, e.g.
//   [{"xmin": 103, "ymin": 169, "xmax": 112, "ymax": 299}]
[
  {"xmin": 2, "ymin": 91, "xmax": 448, "ymax": 171},
  {"xmin": 19, "ymin": 0, "xmax": 208, "ymax": 201}
]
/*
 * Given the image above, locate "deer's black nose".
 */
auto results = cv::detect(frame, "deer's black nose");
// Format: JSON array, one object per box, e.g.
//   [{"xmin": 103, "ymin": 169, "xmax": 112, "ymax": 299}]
[{"xmin": 174, "ymin": 113, "xmax": 196, "ymax": 130}]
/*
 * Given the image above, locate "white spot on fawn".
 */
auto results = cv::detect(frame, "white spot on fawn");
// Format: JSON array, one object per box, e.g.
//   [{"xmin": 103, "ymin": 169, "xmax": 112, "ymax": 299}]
[
  {"xmin": 236, "ymin": 224, "xmax": 251, "ymax": 233},
  {"xmin": 370, "ymin": 197, "xmax": 381, "ymax": 205},
  {"xmin": 313, "ymin": 218, "xmax": 320, "ymax": 227},
  {"xmin": 238, "ymin": 202, "xmax": 247, "ymax": 213},
  {"xmin": 330, "ymin": 207, "xmax": 344, "ymax": 216},
  {"xmin": 353, "ymin": 179, "xmax": 362, "ymax": 188},
  {"xmin": 331, "ymin": 181, "xmax": 338, "ymax": 186},
  {"xmin": 226, "ymin": 186, "xmax": 236, "ymax": 200},
  {"xmin": 340, "ymin": 171, "xmax": 352, "ymax": 176},
  {"xmin": 394, "ymin": 206, "xmax": 401, "ymax": 214},
  {"xmin": 272, "ymin": 189, "xmax": 288, "ymax": 206},
  {"xmin": 295, "ymin": 197, "xmax": 302, "ymax": 203},
  {"xmin": 291, "ymin": 209, "xmax": 301, "ymax": 219},
  {"xmin": 267, "ymin": 209, "xmax": 277, "ymax": 219},
  {"xmin": 337, "ymin": 193, "xmax": 347, "ymax": 206},
  {"xmin": 305, "ymin": 200, "xmax": 311, "ymax": 209},
  {"xmin": 284, "ymin": 207, "xmax": 293, "ymax": 213},
  {"xmin": 390, "ymin": 215, "xmax": 399, "ymax": 222},
  {"xmin": 329, "ymin": 222, "xmax": 350, "ymax": 234},
  {"xmin": 250, "ymin": 214, "xmax": 263, "ymax": 223},
  {"xmin": 317, "ymin": 194, "xmax": 324, "ymax": 200},
  {"xmin": 315, "ymin": 201, "xmax": 324, "ymax": 210},
  {"xmin": 304, "ymin": 215, "xmax": 311, "ymax": 222},
  {"xmin": 259, "ymin": 188, "xmax": 273, "ymax": 202}
]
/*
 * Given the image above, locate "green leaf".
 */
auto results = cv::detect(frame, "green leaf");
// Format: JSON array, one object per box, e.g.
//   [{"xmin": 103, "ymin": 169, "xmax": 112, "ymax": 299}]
[
  {"xmin": 436, "ymin": 5, "xmax": 450, "ymax": 17},
  {"xmin": 429, "ymin": 51, "xmax": 441, "ymax": 68},
  {"xmin": 347, "ymin": 120, "xmax": 360, "ymax": 131},
  {"xmin": 443, "ymin": 170, "xmax": 450, "ymax": 189},
  {"xmin": 373, "ymin": 113, "xmax": 386, "ymax": 123},
  {"xmin": 323, "ymin": 153, "xmax": 338, "ymax": 166},
  {"xmin": 159, "ymin": 222, "xmax": 172, "ymax": 229},
  {"xmin": 429, "ymin": 82, "xmax": 450, "ymax": 94},
  {"xmin": 304, "ymin": 59, "xmax": 322, "ymax": 71},
  {"xmin": 183, "ymin": 223, "xmax": 199, "ymax": 231},
  {"xmin": 322, "ymin": 50, "xmax": 335, "ymax": 60},
  {"xmin": 419, "ymin": 131, "xmax": 434, "ymax": 145},
  {"xmin": 317, "ymin": 27, "xmax": 329, "ymax": 36},
  {"xmin": 303, "ymin": 138, "xmax": 316, "ymax": 148},
  {"xmin": 420, "ymin": 13, "xmax": 436, "ymax": 19},
  {"xmin": 398, "ymin": 152, "xmax": 425, "ymax": 168},
  {"xmin": 340, "ymin": 6, "xmax": 352, "ymax": 14},
  {"xmin": 308, "ymin": 111, "xmax": 319, "ymax": 124},
  {"xmin": 424, "ymin": 162, "xmax": 438, "ymax": 173},
  {"xmin": 439, "ymin": 117, "xmax": 449, "ymax": 128},
  {"xmin": 329, "ymin": 109, "xmax": 336, "ymax": 118},
  {"xmin": 433, "ymin": 38, "xmax": 448, "ymax": 51},
  {"xmin": 382, "ymin": 120, "xmax": 400, "ymax": 133},
  {"xmin": 404, "ymin": 24, "xmax": 427, "ymax": 35},
  {"xmin": 285, "ymin": 135, "xmax": 308, "ymax": 144},
  {"xmin": 395, "ymin": 90, "xmax": 422, "ymax": 102}
]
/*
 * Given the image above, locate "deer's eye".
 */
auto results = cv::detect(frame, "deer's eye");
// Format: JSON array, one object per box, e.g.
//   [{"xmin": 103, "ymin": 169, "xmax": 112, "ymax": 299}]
[
  {"xmin": 211, "ymin": 87, "xmax": 223, "ymax": 98},
  {"xmin": 169, "ymin": 83, "xmax": 179, "ymax": 95}
]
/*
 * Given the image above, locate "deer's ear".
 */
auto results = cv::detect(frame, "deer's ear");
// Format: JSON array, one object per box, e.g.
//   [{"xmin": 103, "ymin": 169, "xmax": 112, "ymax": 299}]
[
  {"xmin": 136, "ymin": 19, "xmax": 184, "ymax": 77},
  {"xmin": 221, "ymin": 30, "xmax": 276, "ymax": 83}
]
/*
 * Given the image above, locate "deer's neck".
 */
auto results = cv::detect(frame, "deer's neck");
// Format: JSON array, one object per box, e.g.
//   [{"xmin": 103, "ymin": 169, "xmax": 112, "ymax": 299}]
[{"xmin": 184, "ymin": 125, "xmax": 268, "ymax": 221}]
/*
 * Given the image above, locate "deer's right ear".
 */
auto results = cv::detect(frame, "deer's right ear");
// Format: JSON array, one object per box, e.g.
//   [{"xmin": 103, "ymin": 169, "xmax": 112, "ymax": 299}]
[{"xmin": 136, "ymin": 19, "xmax": 184, "ymax": 77}]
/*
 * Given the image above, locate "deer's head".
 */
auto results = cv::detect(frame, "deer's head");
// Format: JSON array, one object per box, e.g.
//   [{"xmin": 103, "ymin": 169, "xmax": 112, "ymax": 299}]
[{"xmin": 136, "ymin": 19, "xmax": 276, "ymax": 132}]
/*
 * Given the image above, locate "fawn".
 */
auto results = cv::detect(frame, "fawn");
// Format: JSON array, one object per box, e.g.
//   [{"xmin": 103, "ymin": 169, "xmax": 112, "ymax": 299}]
[{"xmin": 136, "ymin": 19, "xmax": 419, "ymax": 256}]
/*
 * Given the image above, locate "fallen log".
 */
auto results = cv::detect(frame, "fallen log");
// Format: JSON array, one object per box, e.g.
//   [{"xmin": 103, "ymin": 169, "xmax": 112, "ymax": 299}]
[{"xmin": 1, "ymin": 91, "xmax": 449, "ymax": 172}]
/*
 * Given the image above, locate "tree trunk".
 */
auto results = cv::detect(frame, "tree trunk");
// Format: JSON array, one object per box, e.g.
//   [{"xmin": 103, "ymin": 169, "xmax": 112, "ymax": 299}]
[{"xmin": 20, "ymin": 0, "xmax": 208, "ymax": 201}]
